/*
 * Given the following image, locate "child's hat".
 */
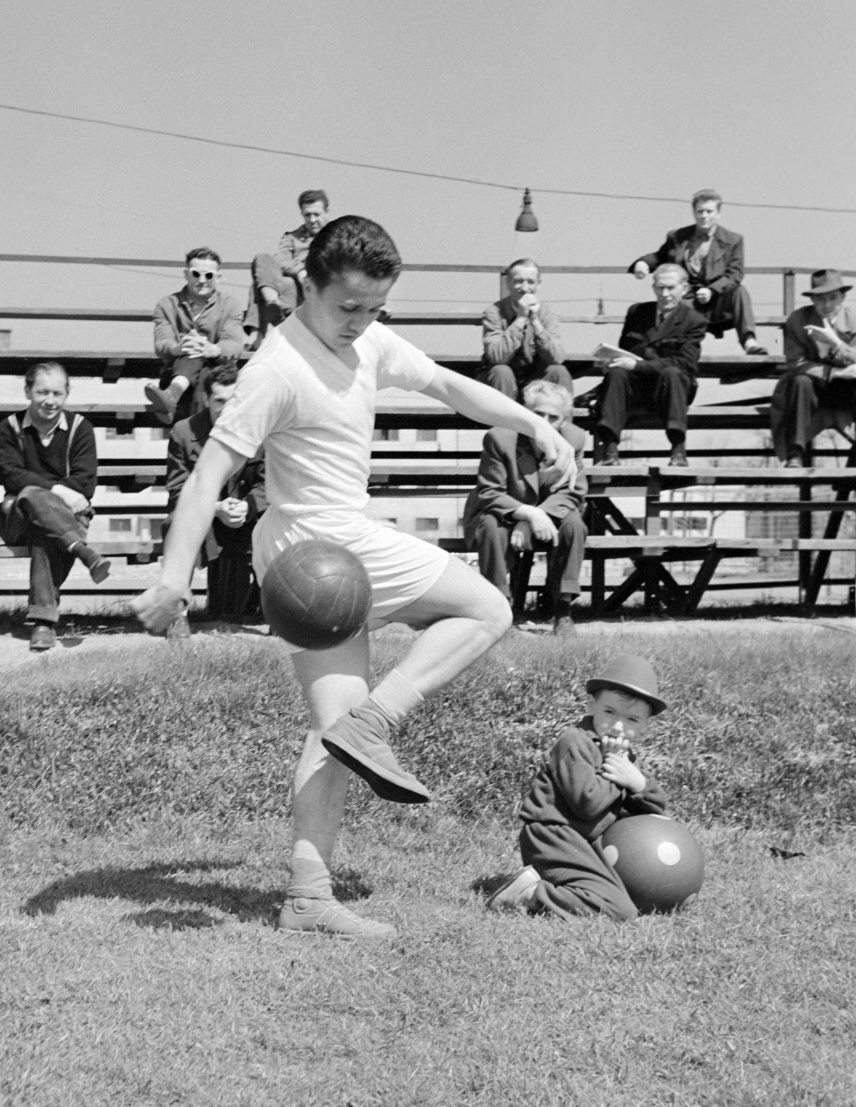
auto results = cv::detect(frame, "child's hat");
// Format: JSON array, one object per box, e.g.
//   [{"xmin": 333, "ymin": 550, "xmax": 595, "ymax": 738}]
[{"xmin": 586, "ymin": 654, "xmax": 667, "ymax": 715}]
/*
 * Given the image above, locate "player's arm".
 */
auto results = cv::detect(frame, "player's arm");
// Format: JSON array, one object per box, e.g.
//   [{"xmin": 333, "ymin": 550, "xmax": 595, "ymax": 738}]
[
  {"xmin": 130, "ymin": 437, "xmax": 248, "ymax": 630},
  {"xmin": 421, "ymin": 365, "xmax": 576, "ymax": 489}
]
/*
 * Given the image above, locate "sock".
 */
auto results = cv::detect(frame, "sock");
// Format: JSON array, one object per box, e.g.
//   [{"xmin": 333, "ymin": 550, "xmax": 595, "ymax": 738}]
[
  {"xmin": 286, "ymin": 857, "xmax": 333, "ymax": 900},
  {"xmin": 367, "ymin": 668, "xmax": 425, "ymax": 728},
  {"xmin": 667, "ymin": 430, "xmax": 686, "ymax": 448}
]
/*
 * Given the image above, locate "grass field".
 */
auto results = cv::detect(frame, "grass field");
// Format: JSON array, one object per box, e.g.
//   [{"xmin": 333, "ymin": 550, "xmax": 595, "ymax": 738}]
[{"xmin": 2, "ymin": 621, "xmax": 855, "ymax": 1106}]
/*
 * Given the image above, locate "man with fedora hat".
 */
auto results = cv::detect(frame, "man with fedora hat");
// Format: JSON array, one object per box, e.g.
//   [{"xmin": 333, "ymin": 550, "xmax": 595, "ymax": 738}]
[{"xmin": 770, "ymin": 268, "xmax": 856, "ymax": 467}]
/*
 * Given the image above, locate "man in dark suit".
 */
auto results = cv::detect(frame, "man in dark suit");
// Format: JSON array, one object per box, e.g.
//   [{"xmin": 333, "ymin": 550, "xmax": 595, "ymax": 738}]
[
  {"xmin": 464, "ymin": 380, "xmax": 587, "ymax": 630},
  {"xmin": 595, "ymin": 264, "xmax": 707, "ymax": 466},
  {"xmin": 629, "ymin": 189, "xmax": 767, "ymax": 356},
  {"xmin": 164, "ymin": 365, "xmax": 266, "ymax": 633}
]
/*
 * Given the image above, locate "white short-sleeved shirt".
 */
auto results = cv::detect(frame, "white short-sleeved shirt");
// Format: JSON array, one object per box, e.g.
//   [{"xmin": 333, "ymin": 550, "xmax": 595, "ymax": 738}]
[{"xmin": 210, "ymin": 314, "xmax": 450, "ymax": 627}]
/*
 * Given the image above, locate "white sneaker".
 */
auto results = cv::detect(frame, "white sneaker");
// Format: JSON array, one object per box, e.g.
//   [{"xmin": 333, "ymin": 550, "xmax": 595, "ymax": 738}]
[
  {"xmin": 486, "ymin": 866, "xmax": 540, "ymax": 912},
  {"xmin": 276, "ymin": 896, "xmax": 396, "ymax": 939}
]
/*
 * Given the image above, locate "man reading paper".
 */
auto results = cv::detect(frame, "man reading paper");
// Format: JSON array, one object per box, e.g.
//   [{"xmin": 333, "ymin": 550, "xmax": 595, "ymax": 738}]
[{"xmin": 594, "ymin": 264, "xmax": 706, "ymax": 466}]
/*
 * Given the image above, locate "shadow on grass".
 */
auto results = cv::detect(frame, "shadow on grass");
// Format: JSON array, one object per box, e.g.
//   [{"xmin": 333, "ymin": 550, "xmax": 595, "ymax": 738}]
[
  {"xmin": 471, "ymin": 873, "xmax": 515, "ymax": 900},
  {"xmin": 21, "ymin": 860, "xmax": 375, "ymax": 929}
]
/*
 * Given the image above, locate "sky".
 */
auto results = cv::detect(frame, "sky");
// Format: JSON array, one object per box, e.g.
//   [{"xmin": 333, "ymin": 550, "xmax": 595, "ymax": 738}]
[{"xmin": 2, "ymin": 0, "xmax": 856, "ymax": 354}]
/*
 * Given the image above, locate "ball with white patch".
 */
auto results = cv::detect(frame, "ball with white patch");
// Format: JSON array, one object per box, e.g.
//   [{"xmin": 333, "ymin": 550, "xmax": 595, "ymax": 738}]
[{"xmin": 602, "ymin": 815, "xmax": 704, "ymax": 913}]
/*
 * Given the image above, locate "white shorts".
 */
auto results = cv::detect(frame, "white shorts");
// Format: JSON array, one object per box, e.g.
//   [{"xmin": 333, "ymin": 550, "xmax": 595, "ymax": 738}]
[{"xmin": 252, "ymin": 508, "xmax": 450, "ymax": 646}]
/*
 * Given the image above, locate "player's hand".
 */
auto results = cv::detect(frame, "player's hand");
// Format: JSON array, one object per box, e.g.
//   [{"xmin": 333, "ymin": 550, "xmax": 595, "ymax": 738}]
[
  {"xmin": 130, "ymin": 582, "xmax": 190, "ymax": 633},
  {"xmin": 510, "ymin": 520, "xmax": 533, "ymax": 552},
  {"xmin": 633, "ymin": 262, "xmax": 650, "ymax": 280},
  {"xmin": 695, "ymin": 287, "xmax": 713, "ymax": 305},
  {"xmin": 533, "ymin": 424, "xmax": 577, "ymax": 492},
  {"xmin": 601, "ymin": 752, "xmax": 646, "ymax": 793},
  {"xmin": 608, "ymin": 355, "xmax": 638, "ymax": 371}
]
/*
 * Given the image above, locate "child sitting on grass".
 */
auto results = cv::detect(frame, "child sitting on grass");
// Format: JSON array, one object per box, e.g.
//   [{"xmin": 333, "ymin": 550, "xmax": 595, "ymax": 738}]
[{"xmin": 488, "ymin": 653, "xmax": 667, "ymax": 922}]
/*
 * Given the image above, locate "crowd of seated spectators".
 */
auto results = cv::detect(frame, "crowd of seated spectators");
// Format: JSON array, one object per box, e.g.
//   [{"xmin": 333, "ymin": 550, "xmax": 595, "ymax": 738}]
[{"xmin": 2, "ymin": 185, "xmax": 854, "ymax": 645}]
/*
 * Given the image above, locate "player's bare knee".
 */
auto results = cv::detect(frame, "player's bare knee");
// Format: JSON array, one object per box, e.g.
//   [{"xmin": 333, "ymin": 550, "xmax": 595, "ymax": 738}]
[{"xmin": 480, "ymin": 586, "xmax": 513, "ymax": 640}]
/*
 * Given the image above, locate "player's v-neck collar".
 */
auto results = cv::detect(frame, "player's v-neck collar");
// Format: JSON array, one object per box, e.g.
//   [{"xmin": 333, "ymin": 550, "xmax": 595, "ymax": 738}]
[{"xmin": 284, "ymin": 313, "xmax": 365, "ymax": 376}]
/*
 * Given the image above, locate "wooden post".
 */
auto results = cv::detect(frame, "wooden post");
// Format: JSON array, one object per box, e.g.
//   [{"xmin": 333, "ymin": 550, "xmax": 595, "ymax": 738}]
[{"xmin": 783, "ymin": 270, "xmax": 795, "ymax": 317}]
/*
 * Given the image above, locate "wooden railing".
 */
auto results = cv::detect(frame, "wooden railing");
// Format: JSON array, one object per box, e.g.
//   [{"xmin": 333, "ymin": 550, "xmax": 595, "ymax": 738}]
[{"xmin": 4, "ymin": 255, "xmax": 852, "ymax": 332}]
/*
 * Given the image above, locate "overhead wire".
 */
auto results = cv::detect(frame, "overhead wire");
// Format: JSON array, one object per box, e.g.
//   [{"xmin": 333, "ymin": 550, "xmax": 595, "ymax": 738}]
[{"xmin": 2, "ymin": 103, "xmax": 856, "ymax": 215}]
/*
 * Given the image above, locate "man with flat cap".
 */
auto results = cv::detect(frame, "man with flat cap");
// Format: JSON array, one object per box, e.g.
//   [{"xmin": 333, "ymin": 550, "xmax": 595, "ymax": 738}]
[{"xmin": 770, "ymin": 269, "xmax": 856, "ymax": 467}]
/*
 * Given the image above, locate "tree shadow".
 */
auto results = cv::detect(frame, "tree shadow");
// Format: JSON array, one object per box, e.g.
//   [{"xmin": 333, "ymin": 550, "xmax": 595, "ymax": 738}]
[{"xmin": 21, "ymin": 859, "xmax": 375, "ymax": 930}]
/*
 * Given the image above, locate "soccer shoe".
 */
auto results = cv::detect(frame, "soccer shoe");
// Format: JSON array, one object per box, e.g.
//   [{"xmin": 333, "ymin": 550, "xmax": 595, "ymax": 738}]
[
  {"xmin": 668, "ymin": 445, "xmax": 689, "ymax": 467},
  {"xmin": 601, "ymin": 441, "xmax": 620, "ymax": 466},
  {"xmin": 29, "ymin": 624, "xmax": 56, "ymax": 652},
  {"xmin": 322, "ymin": 707, "xmax": 431, "ymax": 804},
  {"xmin": 275, "ymin": 896, "xmax": 396, "ymax": 939},
  {"xmin": 144, "ymin": 383, "xmax": 178, "ymax": 425},
  {"xmin": 487, "ymin": 866, "xmax": 541, "ymax": 913},
  {"xmin": 743, "ymin": 341, "xmax": 769, "ymax": 356}
]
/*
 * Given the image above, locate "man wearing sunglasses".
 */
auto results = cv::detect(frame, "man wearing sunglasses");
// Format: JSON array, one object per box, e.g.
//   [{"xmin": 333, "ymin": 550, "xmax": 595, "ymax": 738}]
[{"xmin": 146, "ymin": 247, "xmax": 244, "ymax": 425}]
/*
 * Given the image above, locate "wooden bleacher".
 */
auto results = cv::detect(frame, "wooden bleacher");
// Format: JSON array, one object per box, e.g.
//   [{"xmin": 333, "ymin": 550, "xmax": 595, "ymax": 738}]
[{"xmin": 1, "ymin": 258, "xmax": 855, "ymax": 614}]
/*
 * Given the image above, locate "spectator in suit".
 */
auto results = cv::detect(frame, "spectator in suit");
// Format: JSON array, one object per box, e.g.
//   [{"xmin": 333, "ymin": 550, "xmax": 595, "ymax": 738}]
[
  {"xmin": 770, "ymin": 269, "xmax": 856, "ymax": 468},
  {"xmin": 595, "ymin": 264, "xmax": 706, "ymax": 467},
  {"xmin": 0, "ymin": 362, "xmax": 110, "ymax": 651},
  {"xmin": 481, "ymin": 258, "xmax": 573, "ymax": 401},
  {"xmin": 164, "ymin": 365, "xmax": 266, "ymax": 636},
  {"xmin": 464, "ymin": 380, "xmax": 587, "ymax": 631},
  {"xmin": 145, "ymin": 247, "xmax": 244, "ymax": 425},
  {"xmin": 630, "ymin": 189, "xmax": 767, "ymax": 356},
  {"xmin": 244, "ymin": 189, "xmax": 330, "ymax": 346}
]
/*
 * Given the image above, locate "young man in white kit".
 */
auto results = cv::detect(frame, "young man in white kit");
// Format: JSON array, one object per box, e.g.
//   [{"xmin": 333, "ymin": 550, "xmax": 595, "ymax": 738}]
[{"xmin": 132, "ymin": 215, "xmax": 576, "ymax": 939}]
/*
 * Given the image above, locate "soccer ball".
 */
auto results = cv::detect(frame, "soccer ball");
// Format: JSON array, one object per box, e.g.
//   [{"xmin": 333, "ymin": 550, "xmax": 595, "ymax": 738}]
[
  {"xmin": 601, "ymin": 815, "xmax": 704, "ymax": 913},
  {"xmin": 261, "ymin": 540, "xmax": 372, "ymax": 650}
]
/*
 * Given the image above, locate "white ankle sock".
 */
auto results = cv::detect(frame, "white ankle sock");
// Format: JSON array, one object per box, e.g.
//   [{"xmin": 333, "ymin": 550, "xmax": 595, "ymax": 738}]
[{"xmin": 367, "ymin": 668, "xmax": 424, "ymax": 727}]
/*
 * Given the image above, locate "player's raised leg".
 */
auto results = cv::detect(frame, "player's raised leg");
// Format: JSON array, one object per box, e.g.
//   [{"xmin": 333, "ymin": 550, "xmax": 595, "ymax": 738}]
[
  {"xmin": 322, "ymin": 557, "xmax": 512, "ymax": 799},
  {"xmin": 277, "ymin": 627, "xmax": 396, "ymax": 939}
]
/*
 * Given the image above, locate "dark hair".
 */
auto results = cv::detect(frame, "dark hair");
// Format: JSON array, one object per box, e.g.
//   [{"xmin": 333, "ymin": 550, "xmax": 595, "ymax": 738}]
[
  {"xmin": 304, "ymin": 215, "xmax": 402, "ymax": 290},
  {"xmin": 203, "ymin": 364, "xmax": 239, "ymax": 396},
  {"xmin": 25, "ymin": 360, "xmax": 69, "ymax": 390},
  {"xmin": 691, "ymin": 189, "xmax": 722, "ymax": 210},
  {"xmin": 506, "ymin": 257, "xmax": 540, "ymax": 278},
  {"xmin": 185, "ymin": 246, "xmax": 222, "ymax": 267},
  {"xmin": 298, "ymin": 189, "xmax": 329, "ymax": 210}
]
